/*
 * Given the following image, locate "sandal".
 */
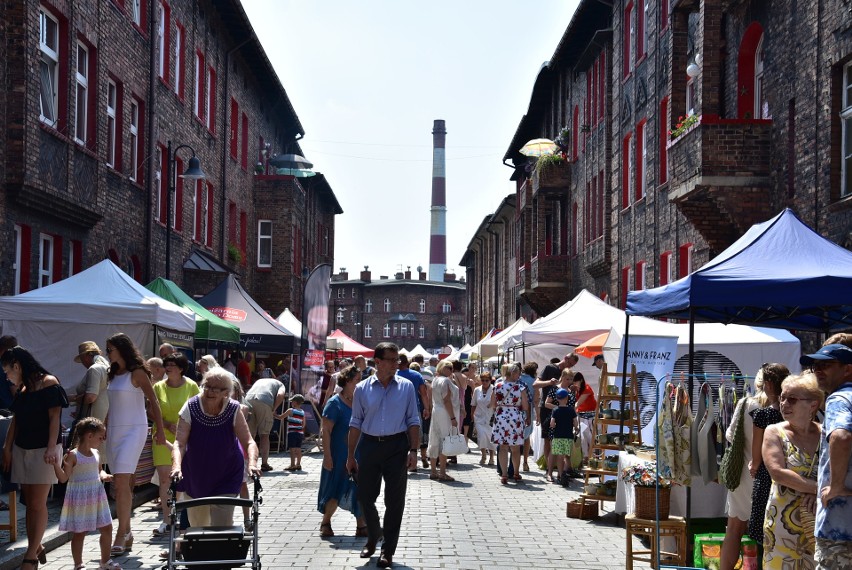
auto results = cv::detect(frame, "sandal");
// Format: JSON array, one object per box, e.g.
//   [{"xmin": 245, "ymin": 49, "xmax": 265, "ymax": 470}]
[
  {"xmin": 429, "ymin": 473, "xmax": 440, "ymax": 480},
  {"xmin": 514, "ymin": 473, "xmax": 523, "ymax": 481},
  {"xmin": 20, "ymin": 559, "xmax": 39, "ymax": 569},
  {"xmin": 421, "ymin": 457, "xmax": 428, "ymax": 468},
  {"xmin": 500, "ymin": 475, "xmax": 508, "ymax": 485},
  {"xmin": 98, "ymin": 560, "xmax": 122, "ymax": 570},
  {"xmin": 74, "ymin": 565, "xmax": 87, "ymax": 570},
  {"xmin": 438, "ymin": 474, "xmax": 455, "ymax": 482},
  {"xmin": 319, "ymin": 522, "xmax": 334, "ymax": 537},
  {"xmin": 355, "ymin": 526, "xmax": 368, "ymax": 537},
  {"xmin": 37, "ymin": 545, "xmax": 47, "ymax": 564}
]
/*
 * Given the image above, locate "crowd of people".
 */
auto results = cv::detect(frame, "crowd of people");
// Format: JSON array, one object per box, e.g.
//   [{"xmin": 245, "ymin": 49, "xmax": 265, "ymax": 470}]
[{"xmin": 2, "ymin": 331, "xmax": 852, "ymax": 570}]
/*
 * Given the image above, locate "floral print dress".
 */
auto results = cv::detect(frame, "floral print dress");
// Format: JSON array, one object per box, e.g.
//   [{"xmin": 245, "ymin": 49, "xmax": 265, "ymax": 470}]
[
  {"xmin": 763, "ymin": 428, "xmax": 819, "ymax": 569},
  {"xmin": 491, "ymin": 380, "xmax": 525, "ymax": 446}
]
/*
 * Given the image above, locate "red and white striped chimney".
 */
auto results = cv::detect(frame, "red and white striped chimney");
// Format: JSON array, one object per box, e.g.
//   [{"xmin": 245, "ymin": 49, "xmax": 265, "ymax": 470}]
[{"xmin": 429, "ymin": 119, "xmax": 447, "ymax": 281}]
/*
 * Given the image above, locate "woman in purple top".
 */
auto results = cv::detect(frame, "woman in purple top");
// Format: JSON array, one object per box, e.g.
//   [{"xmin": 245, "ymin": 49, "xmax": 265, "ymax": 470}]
[{"xmin": 171, "ymin": 369, "xmax": 260, "ymax": 527}]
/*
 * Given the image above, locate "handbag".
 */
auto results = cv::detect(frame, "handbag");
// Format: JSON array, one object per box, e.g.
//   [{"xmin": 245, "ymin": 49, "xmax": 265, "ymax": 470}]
[
  {"xmin": 719, "ymin": 397, "xmax": 746, "ymax": 490},
  {"xmin": 441, "ymin": 427, "xmax": 469, "ymax": 456}
]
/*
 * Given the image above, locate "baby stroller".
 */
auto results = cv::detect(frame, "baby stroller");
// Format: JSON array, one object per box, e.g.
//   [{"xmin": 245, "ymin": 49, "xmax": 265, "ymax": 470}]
[{"xmin": 162, "ymin": 474, "xmax": 263, "ymax": 570}]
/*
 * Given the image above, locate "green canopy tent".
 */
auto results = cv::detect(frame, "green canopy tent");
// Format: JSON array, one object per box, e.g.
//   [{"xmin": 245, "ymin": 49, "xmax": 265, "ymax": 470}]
[{"xmin": 146, "ymin": 278, "xmax": 240, "ymax": 348}]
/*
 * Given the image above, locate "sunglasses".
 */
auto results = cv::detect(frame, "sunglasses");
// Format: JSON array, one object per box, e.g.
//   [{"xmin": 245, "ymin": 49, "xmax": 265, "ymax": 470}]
[
  {"xmin": 779, "ymin": 395, "xmax": 815, "ymax": 405},
  {"xmin": 202, "ymin": 385, "xmax": 230, "ymax": 393}
]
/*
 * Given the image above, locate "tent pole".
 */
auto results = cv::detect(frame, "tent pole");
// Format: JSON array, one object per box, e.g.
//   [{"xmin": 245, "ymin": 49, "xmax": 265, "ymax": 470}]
[
  {"xmin": 618, "ymin": 314, "xmax": 631, "ymax": 435},
  {"xmin": 686, "ymin": 308, "xmax": 696, "ymax": 541}
]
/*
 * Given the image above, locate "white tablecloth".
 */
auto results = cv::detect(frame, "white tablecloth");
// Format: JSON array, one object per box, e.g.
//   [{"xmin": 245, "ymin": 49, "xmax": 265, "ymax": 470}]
[{"xmin": 614, "ymin": 452, "xmax": 728, "ymax": 518}]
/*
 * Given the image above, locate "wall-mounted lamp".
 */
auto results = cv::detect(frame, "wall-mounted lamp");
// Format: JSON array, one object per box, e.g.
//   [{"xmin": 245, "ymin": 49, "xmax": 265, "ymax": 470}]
[{"xmin": 686, "ymin": 52, "xmax": 702, "ymax": 78}]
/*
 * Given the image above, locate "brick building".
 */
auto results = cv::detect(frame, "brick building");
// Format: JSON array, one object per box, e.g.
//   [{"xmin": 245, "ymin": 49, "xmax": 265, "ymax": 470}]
[
  {"xmin": 329, "ymin": 267, "xmax": 467, "ymax": 353},
  {"xmin": 462, "ymin": 0, "xmax": 852, "ymax": 340},
  {"xmin": 0, "ymin": 0, "xmax": 339, "ymax": 319}
]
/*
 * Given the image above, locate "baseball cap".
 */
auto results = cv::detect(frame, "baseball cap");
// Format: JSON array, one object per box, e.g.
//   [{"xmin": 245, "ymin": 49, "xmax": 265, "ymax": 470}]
[
  {"xmin": 555, "ymin": 388, "xmax": 570, "ymax": 400},
  {"xmin": 799, "ymin": 344, "xmax": 852, "ymax": 366}
]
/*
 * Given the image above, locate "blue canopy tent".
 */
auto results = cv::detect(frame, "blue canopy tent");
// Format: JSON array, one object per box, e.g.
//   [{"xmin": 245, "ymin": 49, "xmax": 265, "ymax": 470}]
[
  {"xmin": 626, "ymin": 208, "xmax": 852, "ymax": 332},
  {"xmin": 624, "ymin": 208, "xmax": 852, "ymax": 566}
]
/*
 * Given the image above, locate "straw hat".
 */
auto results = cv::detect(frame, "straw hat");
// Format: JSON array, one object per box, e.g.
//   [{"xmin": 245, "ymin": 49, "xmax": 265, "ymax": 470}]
[{"xmin": 74, "ymin": 341, "xmax": 102, "ymax": 363}]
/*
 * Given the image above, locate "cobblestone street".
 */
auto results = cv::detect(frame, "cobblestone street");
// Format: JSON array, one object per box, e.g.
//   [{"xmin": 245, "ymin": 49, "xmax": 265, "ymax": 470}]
[{"xmin": 32, "ymin": 447, "xmax": 636, "ymax": 569}]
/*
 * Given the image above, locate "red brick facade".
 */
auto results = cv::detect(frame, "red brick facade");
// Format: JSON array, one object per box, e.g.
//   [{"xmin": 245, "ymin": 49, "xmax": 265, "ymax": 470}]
[
  {"xmin": 0, "ymin": 0, "xmax": 339, "ymax": 309},
  {"xmin": 462, "ymin": 0, "xmax": 852, "ymax": 341}
]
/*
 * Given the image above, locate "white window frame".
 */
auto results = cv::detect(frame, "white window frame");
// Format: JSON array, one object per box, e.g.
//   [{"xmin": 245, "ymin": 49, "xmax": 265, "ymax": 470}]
[
  {"xmin": 67, "ymin": 242, "xmax": 75, "ymax": 278},
  {"xmin": 173, "ymin": 23, "xmax": 182, "ymax": 96},
  {"xmin": 628, "ymin": 3, "xmax": 636, "ymax": 73},
  {"xmin": 74, "ymin": 41, "xmax": 89, "ymax": 145},
  {"xmin": 106, "ymin": 80, "xmax": 117, "ymax": 167},
  {"xmin": 129, "ymin": 100, "xmax": 139, "ymax": 181},
  {"xmin": 419, "ymin": 325, "xmax": 425, "ymax": 339},
  {"xmin": 383, "ymin": 298, "xmax": 391, "ymax": 312},
  {"xmin": 383, "ymin": 324, "xmax": 390, "ymax": 338},
  {"xmin": 686, "ymin": 79, "xmax": 696, "ymax": 117},
  {"xmin": 337, "ymin": 288, "xmax": 344, "ymax": 299},
  {"xmin": 841, "ymin": 61, "xmax": 852, "ymax": 198},
  {"xmin": 754, "ymin": 35, "xmax": 765, "ymax": 119},
  {"xmin": 13, "ymin": 225, "xmax": 22, "ymax": 295},
  {"xmin": 157, "ymin": 1, "xmax": 166, "ymax": 79},
  {"xmin": 419, "ymin": 299, "xmax": 426, "ymax": 313},
  {"xmin": 642, "ymin": 0, "xmax": 650, "ymax": 57},
  {"xmin": 206, "ymin": 67, "xmax": 215, "ymax": 130},
  {"xmin": 400, "ymin": 323, "xmax": 407, "ymax": 336},
  {"xmin": 38, "ymin": 233, "xmax": 53, "ymax": 289},
  {"xmin": 191, "ymin": 180, "xmax": 202, "ymax": 239},
  {"xmin": 257, "ymin": 220, "xmax": 272, "ymax": 268},
  {"xmin": 627, "ymin": 135, "xmax": 635, "ymax": 202},
  {"xmin": 351, "ymin": 287, "xmax": 356, "ymax": 298},
  {"xmin": 392, "ymin": 324, "xmax": 398, "ymax": 337},
  {"xmin": 39, "ymin": 8, "xmax": 59, "ymax": 127},
  {"xmin": 364, "ymin": 324, "xmax": 372, "ymax": 339},
  {"xmin": 442, "ymin": 301, "xmax": 451, "ymax": 314},
  {"xmin": 636, "ymin": 261, "xmax": 646, "ymax": 290},
  {"xmin": 131, "ymin": 0, "xmax": 142, "ymax": 26},
  {"xmin": 336, "ymin": 311, "xmax": 345, "ymax": 324},
  {"xmin": 660, "ymin": 251, "xmax": 674, "ymax": 285},
  {"xmin": 364, "ymin": 299, "xmax": 372, "ymax": 313},
  {"xmin": 154, "ymin": 147, "xmax": 163, "ymax": 220}
]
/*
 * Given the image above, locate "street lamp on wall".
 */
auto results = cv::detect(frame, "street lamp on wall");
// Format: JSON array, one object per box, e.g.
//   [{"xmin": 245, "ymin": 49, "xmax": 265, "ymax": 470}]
[{"xmin": 165, "ymin": 141, "xmax": 205, "ymax": 280}]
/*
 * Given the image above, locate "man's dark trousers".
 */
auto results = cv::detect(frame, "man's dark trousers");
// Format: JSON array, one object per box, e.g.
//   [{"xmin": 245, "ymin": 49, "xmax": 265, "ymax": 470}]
[{"xmin": 356, "ymin": 433, "xmax": 409, "ymax": 557}]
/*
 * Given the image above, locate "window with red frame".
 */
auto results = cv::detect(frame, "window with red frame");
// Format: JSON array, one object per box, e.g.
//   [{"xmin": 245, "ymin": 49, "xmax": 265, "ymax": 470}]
[
  {"xmin": 621, "ymin": 266, "xmax": 632, "ymax": 308},
  {"xmin": 660, "ymin": 251, "xmax": 673, "ymax": 285},
  {"xmin": 584, "ymin": 181, "xmax": 591, "ymax": 245},
  {"xmin": 598, "ymin": 52, "xmax": 605, "ymax": 121},
  {"xmin": 635, "ymin": 260, "xmax": 646, "ymax": 290},
  {"xmin": 229, "ymin": 98, "xmax": 238, "ymax": 158},
  {"xmin": 14, "ymin": 224, "xmax": 32, "ymax": 294},
  {"xmin": 678, "ymin": 243, "xmax": 693, "ymax": 277},
  {"xmin": 572, "ymin": 106, "xmax": 579, "ymax": 160},
  {"xmin": 173, "ymin": 155, "xmax": 183, "ymax": 231},
  {"xmin": 598, "ymin": 169, "xmax": 605, "ymax": 239},
  {"xmin": 157, "ymin": 144, "xmax": 167, "ymax": 223},
  {"xmin": 157, "ymin": 1, "xmax": 170, "ymax": 85},
  {"xmin": 129, "ymin": 0, "xmax": 147, "ymax": 31},
  {"xmin": 239, "ymin": 210, "xmax": 247, "ymax": 261},
  {"xmin": 661, "ymin": 0, "xmax": 669, "ymax": 30},
  {"xmin": 130, "ymin": 96, "xmax": 145, "ymax": 184},
  {"xmin": 228, "ymin": 201, "xmax": 237, "ymax": 244},
  {"xmin": 571, "ymin": 202, "xmax": 578, "ymax": 255},
  {"xmin": 193, "ymin": 180, "xmax": 203, "ymax": 242},
  {"xmin": 660, "ymin": 97, "xmax": 669, "ymax": 184},
  {"xmin": 39, "ymin": 6, "xmax": 68, "ymax": 131},
  {"xmin": 206, "ymin": 65, "xmax": 216, "ymax": 132},
  {"xmin": 590, "ymin": 63, "xmax": 596, "ymax": 127},
  {"xmin": 637, "ymin": 0, "xmax": 646, "ymax": 61},
  {"xmin": 622, "ymin": 133, "xmax": 633, "ymax": 208},
  {"xmin": 636, "ymin": 119, "xmax": 647, "ymax": 201},
  {"xmin": 240, "ymin": 113, "xmax": 249, "ymax": 170},
  {"xmin": 173, "ymin": 21, "xmax": 185, "ymax": 99},
  {"xmin": 105, "ymin": 77, "xmax": 123, "ymax": 170},
  {"xmin": 69, "ymin": 239, "xmax": 82, "ymax": 277},
  {"xmin": 74, "ymin": 39, "xmax": 98, "ymax": 150},
  {"xmin": 206, "ymin": 182, "xmax": 214, "ymax": 247},
  {"xmin": 194, "ymin": 50, "xmax": 205, "ymax": 122},
  {"xmin": 623, "ymin": 2, "xmax": 634, "ymax": 77}
]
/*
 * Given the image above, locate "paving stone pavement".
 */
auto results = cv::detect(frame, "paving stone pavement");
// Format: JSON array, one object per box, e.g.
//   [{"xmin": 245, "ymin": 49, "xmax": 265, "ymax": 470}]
[{"xmin": 30, "ymin": 449, "xmax": 641, "ymax": 569}]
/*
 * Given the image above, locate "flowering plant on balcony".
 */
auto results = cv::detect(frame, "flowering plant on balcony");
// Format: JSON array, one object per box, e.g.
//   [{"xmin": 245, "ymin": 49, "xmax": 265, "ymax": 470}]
[
  {"xmin": 555, "ymin": 126, "xmax": 571, "ymax": 152},
  {"xmin": 669, "ymin": 114, "xmax": 699, "ymax": 139}
]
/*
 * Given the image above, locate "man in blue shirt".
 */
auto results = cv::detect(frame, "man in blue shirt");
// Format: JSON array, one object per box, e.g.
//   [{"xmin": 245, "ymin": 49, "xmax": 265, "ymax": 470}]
[
  {"xmin": 397, "ymin": 354, "xmax": 430, "ymax": 471},
  {"xmin": 802, "ymin": 340, "xmax": 852, "ymax": 568},
  {"xmin": 347, "ymin": 343, "xmax": 420, "ymax": 569}
]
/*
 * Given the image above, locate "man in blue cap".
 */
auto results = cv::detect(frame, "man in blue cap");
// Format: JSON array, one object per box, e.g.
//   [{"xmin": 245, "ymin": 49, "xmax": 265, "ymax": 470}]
[{"xmin": 801, "ymin": 340, "xmax": 852, "ymax": 567}]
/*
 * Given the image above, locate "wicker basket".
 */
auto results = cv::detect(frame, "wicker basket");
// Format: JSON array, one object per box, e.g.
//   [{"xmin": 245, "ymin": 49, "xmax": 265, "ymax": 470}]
[
  {"xmin": 567, "ymin": 498, "xmax": 599, "ymax": 520},
  {"xmin": 633, "ymin": 486, "xmax": 671, "ymax": 520}
]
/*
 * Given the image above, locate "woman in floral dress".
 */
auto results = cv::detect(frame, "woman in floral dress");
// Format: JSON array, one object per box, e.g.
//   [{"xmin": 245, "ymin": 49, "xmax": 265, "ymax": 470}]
[
  {"xmin": 490, "ymin": 363, "xmax": 529, "ymax": 484},
  {"xmin": 762, "ymin": 374, "xmax": 823, "ymax": 569}
]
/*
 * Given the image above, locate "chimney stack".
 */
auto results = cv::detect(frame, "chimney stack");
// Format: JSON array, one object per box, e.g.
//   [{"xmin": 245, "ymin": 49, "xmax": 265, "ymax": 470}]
[
  {"xmin": 360, "ymin": 266, "xmax": 371, "ymax": 283},
  {"xmin": 429, "ymin": 120, "xmax": 447, "ymax": 281}
]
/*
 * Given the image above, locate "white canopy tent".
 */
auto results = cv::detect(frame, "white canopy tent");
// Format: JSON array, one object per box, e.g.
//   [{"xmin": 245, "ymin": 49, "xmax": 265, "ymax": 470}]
[
  {"xmin": 0, "ymin": 260, "xmax": 196, "ymax": 395},
  {"xmin": 276, "ymin": 308, "xmax": 303, "ymax": 336},
  {"xmin": 406, "ymin": 344, "xmax": 433, "ymax": 359},
  {"xmin": 478, "ymin": 317, "xmax": 529, "ymax": 358},
  {"xmin": 446, "ymin": 343, "xmax": 473, "ymax": 361}
]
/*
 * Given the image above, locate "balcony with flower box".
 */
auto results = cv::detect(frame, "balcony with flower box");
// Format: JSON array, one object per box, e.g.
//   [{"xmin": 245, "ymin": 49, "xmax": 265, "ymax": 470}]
[
  {"xmin": 667, "ymin": 114, "xmax": 775, "ymax": 251},
  {"xmin": 531, "ymin": 156, "xmax": 571, "ymax": 197}
]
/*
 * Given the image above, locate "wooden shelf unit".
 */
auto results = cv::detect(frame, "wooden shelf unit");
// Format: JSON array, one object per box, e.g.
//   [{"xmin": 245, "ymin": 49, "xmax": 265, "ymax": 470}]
[{"xmin": 580, "ymin": 363, "xmax": 642, "ymax": 505}]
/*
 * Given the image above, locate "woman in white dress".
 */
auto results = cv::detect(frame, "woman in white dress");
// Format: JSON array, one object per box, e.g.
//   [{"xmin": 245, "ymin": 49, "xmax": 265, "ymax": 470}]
[
  {"xmin": 472, "ymin": 371, "xmax": 496, "ymax": 465},
  {"xmin": 427, "ymin": 360, "xmax": 460, "ymax": 482}
]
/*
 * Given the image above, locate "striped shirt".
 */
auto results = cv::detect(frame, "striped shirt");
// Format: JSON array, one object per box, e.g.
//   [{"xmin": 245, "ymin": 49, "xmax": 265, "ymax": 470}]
[{"xmin": 287, "ymin": 408, "xmax": 305, "ymax": 434}]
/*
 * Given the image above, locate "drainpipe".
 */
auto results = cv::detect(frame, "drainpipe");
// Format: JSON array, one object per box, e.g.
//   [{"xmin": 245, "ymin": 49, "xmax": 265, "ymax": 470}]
[
  {"xmin": 812, "ymin": 0, "xmax": 822, "ymax": 232},
  {"xmin": 220, "ymin": 35, "xmax": 254, "ymax": 262}
]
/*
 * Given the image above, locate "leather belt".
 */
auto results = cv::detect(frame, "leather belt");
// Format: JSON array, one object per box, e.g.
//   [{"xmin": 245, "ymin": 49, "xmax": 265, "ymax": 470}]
[{"xmin": 362, "ymin": 431, "xmax": 407, "ymax": 442}]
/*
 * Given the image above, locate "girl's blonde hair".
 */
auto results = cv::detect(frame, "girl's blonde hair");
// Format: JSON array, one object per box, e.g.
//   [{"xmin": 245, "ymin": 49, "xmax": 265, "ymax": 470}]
[
  {"xmin": 781, "ymin": 372, "xmax": 825, "ymax": 410},
  {"xmin": 72, "ymin": 417, "xmax": 106, "ymax": 447}
]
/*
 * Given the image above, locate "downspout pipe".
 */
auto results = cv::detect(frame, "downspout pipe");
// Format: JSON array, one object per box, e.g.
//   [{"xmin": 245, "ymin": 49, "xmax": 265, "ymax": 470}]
[{"xmin": 145, "ymin": 0, "xmax": 157, "ymax": 282}]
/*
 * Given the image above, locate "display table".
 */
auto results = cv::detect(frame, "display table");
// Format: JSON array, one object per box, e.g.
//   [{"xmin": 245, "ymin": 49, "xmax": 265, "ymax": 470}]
[{"xmin": 614, "ymin": 452, "xmax": 728, "ymax": 518}]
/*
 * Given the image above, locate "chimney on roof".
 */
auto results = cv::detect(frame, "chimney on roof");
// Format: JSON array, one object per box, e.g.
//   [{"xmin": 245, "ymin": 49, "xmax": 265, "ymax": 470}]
[
  {"xmin": 444, "ymin": 271, "xmax": 456, "ymax": 282},
  {"xmin": 360, "ymin": 265, "xmax": 371, "ymax": 283},
  {"xmin": 404, "ymin": 266, "xmax": 412, "ymax": 280},
  {"xmin": 417, "ymin": 265, "xmax": 426, "ymax": 280},
  {"xmin": 338, "ymin": 267, "xmax": 348, "ymax": 281}
]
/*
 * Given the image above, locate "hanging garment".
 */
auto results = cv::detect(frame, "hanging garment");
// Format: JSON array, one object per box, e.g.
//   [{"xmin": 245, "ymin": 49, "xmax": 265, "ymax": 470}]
[
  {"xmin": 690, "ymin": 383, "xmax": 709, "ymax": 478},
  {"xmin": 671, "ymin": 382, "xmax": 692, "ymax": 485},
  {"xmin": 697, "ymin": 384, "xmax": 719, "ymax": 485},
  {"xmin": 656, "ymin": 382, "xmax": 676, "ymax": 480}
]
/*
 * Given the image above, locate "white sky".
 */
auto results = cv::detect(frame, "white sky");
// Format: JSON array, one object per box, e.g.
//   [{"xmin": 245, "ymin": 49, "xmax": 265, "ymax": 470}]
[{"xmin": 243, "ymin": 1, "xmax": 579, "ymax": 278}]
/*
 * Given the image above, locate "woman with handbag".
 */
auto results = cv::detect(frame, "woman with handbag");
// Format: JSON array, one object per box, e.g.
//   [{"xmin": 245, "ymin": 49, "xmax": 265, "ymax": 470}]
[
  {"xmin": 761, "ymin": 373, "xmax": 823, "ymax": 569},
  {"xmin": 427, "ymin": 360, "xmax": 460, "ymax": 482}
]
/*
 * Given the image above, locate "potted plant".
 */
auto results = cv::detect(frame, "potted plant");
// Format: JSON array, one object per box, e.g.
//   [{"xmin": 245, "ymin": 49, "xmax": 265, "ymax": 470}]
[
  {"xmin": 669, "ymin": 114, "xmax": 700, "ymax": 139},
  {"xmin": 621, "ymin": 461, "xmax": 676, "ymax": 520},
  {"xmin": 534, "ymin": 152, "xmax": 567, "ymax": 177},
  {"xmin": 227, "ymin": 242, "xmax": 242, "ymax": 264}
]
